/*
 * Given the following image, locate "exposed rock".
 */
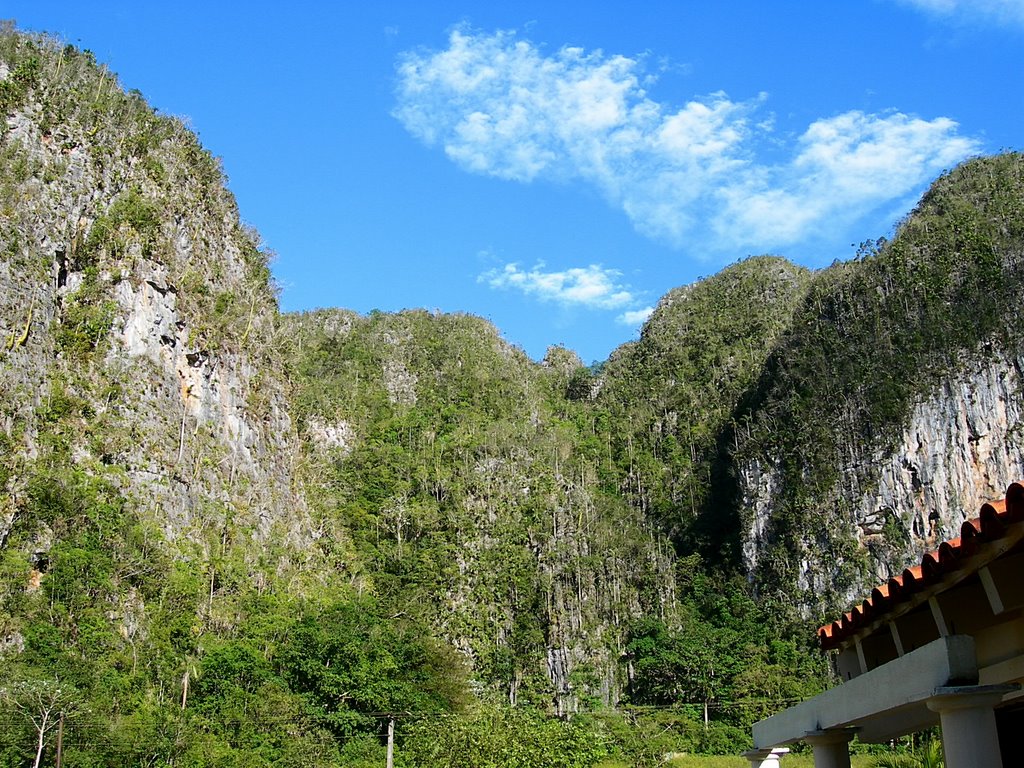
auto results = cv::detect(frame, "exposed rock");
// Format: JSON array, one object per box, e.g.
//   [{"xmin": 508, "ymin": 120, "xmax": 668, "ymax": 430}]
[
  {"xmin": 741, "ymin": 350, "xmax": 1024, "ymax": 605},
  {"xmin": 0, "ymin": 630, "xmax": 24, "ymax": 657},
  {"xmin": 854, "ymin": 351, "xmax": 1024, "ymax": 579},
  {"xmin": 383, "ymin": 357, "xmax": 417, "ymax": 406},
  {"xmin": 306, "ymin": 417, "xmax": 356, "ymax": 455},
  {"xmin": 0, "ymin": 36, "xmax": 320, "ymax": 596}
]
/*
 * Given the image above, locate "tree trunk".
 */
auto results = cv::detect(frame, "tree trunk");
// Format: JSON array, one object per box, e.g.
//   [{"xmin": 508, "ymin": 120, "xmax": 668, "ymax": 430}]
[
  {"xmin": 32, "ymin": 710, "xmax": 48, "ymax": 768},
  {"xmin": 181, "ymin": 668, "xmax": 190, "ymax": 710}
]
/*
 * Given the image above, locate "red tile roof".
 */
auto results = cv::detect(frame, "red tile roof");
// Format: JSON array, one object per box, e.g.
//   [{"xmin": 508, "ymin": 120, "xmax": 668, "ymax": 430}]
[{"xmin": 818, "ymin": 482, "xmax": 1024, "ymax": 650}]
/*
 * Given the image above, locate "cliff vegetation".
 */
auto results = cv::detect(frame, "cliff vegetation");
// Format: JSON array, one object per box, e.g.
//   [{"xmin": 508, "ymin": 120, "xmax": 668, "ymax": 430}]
[{"xmin": 1, "ymin": 24, "xmax": 1022, "ymax": 767}]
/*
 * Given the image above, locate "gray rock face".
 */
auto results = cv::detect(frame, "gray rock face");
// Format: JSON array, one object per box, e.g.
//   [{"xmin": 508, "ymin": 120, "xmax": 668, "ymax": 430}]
[
  {"xmin": 110, "ymin": 264, "xmax": 306, "ymax": 546},
  {"xmin": 741, "ymin": 351, "xmax": 1024, "ymax": 606},
  {"xmin": 853, "ymin": 353, "xmax": 1024, "ymax": 577},
  {"xmin": 0, "ymin": 53, "xmax": 316, "ymax": 585}
]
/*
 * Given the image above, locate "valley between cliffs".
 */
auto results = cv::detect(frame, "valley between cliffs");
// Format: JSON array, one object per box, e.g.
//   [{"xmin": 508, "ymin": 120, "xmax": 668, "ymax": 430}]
[{"xmin": 1, "ymin": 25, "xmax": 1022, "ymax": 765}]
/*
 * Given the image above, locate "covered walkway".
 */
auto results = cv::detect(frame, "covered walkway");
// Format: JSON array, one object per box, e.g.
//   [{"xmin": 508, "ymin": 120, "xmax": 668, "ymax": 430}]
[{"xmin": 749, "ymin": 482, "xmax": 1024, "ymax": 767}]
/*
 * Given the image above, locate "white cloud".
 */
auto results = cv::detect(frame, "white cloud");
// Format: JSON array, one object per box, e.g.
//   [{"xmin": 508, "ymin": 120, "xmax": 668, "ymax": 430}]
[
  {"xmin": 394, "ymin": 27, "xmax": 981, "ymax": 251},
  {"xmin": 479, "ymin": 262, "xmax": 638, "ymax": 309},
  {"xmin": 896, "ymin": 0, "xmax": 1024, "ymax": 27},
  {"xmin": 617, "ymin": 306, "xmax": 655, "ymax": 326},
  {"xmin": 716, "ymin": 111, "xmax": 979, "ymax": 247}
]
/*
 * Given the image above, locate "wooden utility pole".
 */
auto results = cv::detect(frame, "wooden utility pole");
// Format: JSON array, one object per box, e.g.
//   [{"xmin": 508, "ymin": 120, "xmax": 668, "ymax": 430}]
[
  {"xmin": 386, "ymin": 716, "xmax": 395, "ymax": 768},
  {"xmin": 55, "ymin": 714, "xmax": 64, "ymax": 768}
]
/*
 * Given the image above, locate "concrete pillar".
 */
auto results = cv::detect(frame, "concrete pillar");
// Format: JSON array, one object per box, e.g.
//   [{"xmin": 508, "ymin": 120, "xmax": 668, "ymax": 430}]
[
  {"xmin": 743, "ymin": 747, "xmax": 789, "ymax": 767},
  {"xmin": 803, "ymin": 729, "xmax": 856, "ymax": 768},
  {"xmin": 927, "ymin": 685, "xmax": 1015, "ymax": 768}
]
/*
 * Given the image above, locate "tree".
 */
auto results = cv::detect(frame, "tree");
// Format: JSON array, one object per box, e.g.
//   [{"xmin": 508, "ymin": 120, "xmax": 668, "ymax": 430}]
[
  {"xmin": 403, "ymin": 706, "xmax": 607, "ymax": 768},
  {"xmin": 279, "ymin": 598, "xmax": 468, "ymax": 741},
  {"xmin": 626, "ymin": 616, "xmax": 722, "ymax": 710},
  {"xmin": 1, "ymin": 678, "xmax": 83, "ymax": 768}
]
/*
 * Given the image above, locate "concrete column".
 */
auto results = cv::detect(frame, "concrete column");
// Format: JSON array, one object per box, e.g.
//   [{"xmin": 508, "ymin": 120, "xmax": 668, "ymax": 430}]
[
  {"xmin": 803, "ymin": 728, "xmax": 856, "ymax": 768},
  {"xmin": 927, "ymin": 685, "xmax": 1015, "ymax": 768},
  {"xmin": 743, "ymin": 747, "xmax": 789, "ymax": 767}
]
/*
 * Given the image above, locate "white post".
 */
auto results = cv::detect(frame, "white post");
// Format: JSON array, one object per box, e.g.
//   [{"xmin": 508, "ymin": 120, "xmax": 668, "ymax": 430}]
[
  {"xmin": 804, "ymin": 729, "xmax": 856, "ymax": 768},
  {"xmin": 927, "ymin": 685, "xmax": 1013, "ymax": 768},
  {"xmin": 386, "ymin": 716, "xmax": 395, "ymax": 768},
  {"xmin": 743, "ymin": 747, "xmax": 790, "ymax": 767}
]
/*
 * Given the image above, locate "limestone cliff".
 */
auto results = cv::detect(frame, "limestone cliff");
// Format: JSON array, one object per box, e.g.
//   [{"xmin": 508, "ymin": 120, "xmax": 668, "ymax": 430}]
[
  {"xmin": 3, "ymin": 26, "xmax": 1022, "ymax": 735},
  {"xmin": 729, "ymin": 153, "xmax": 1024, "ymax": 613},
  {"xmin": 855, "ymin": 351, "xmax": 1024, "ymax": 556},
  {"xmin": 0, "ymin": 31, "xmax": 319, "ymax": 597},
  {"xmin": 743, "ymin": 349, "xmax": 1024, "ymax": 597}
]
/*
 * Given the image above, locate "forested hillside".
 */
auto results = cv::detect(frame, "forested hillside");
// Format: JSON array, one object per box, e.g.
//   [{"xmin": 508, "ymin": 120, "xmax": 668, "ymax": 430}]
[
  {"xmin": 593, "ymin": 257, "xmax": 812, "ymax": 562},
  {"xmin": 284, "ymin": 307, "xmax": 679, "ymax": 713},
  {"xmin": 726, "ymin": 152, "xmax": 1024, "ymax": 613},
  {"xmin": 0, "ymin": 24, "xmax": 1022, "ymax": 767}
]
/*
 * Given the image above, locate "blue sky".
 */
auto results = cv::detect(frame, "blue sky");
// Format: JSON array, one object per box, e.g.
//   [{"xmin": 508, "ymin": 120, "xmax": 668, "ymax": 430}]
[{"xmin": 4, "ymin": 1, "xmax": 1022, "ymax": 363}]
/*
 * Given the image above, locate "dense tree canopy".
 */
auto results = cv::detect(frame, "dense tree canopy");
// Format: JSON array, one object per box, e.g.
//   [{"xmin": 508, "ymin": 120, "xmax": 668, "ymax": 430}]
[{"xmin": 1, "ymin": 24, "xmax": 1021, "ymax": 767}]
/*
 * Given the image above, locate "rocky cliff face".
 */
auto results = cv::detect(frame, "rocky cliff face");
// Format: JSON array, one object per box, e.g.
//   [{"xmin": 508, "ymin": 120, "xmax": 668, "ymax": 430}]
[
  {"xmin": 1, "ymin": 31, "xmax": 681, "ymax": 712},
  {"xmin": 740, "ymin": 350, "xmax": 1024, "ymax": 604},
  {"xmin": 3, "ymin": 28, "xmax": 1022, "ymax": 734},
  {"xmin": 856, "ymin": 351, "xmax": 1024, "ymax": 572},
  {"xmin": 0, "ymin": 33, "xmax": 316, "ymax": 590},
  {"xmin": 730, "ymin": 153, "xmax": 1024, "ymax": 612}
]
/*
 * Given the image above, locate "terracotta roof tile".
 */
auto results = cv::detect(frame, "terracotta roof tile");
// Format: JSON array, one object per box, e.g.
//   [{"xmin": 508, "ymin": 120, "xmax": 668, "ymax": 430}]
[{"xmin": 818, "ymin": 482, "xmax": 1024, "ymax": 650}]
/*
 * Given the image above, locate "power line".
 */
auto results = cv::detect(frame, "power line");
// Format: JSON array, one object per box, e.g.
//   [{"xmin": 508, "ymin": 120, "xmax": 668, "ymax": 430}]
[{"xmin": 0, "ymin": 696, "xmax": 811, "ymax": 731}]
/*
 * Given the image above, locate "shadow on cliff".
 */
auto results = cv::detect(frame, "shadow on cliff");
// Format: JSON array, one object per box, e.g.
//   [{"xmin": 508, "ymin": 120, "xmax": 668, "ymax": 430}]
[{"xmin": 685, "ymin": 349, "xmax": 785, "ymax": 582}]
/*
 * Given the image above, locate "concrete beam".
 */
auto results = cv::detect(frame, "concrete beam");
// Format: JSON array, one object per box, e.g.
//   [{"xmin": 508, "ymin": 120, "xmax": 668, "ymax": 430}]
[
  {"xmin": 929, "ymin": 596, "xmax": 949, "ymax": 637},
  {"xmin": 889, "ymin": 621, "xmax": 905, "ymax": 658},
  {"xmin": 854, "ymin": 638, "xmax": 867, "ymax": 675},
  {"xmin": 753, "ymin": 635, "xmax": 978, "ymax": 747},
  {"xmin": 979, "ymin": 566, "xmax": 1005, "ymax": 615}
]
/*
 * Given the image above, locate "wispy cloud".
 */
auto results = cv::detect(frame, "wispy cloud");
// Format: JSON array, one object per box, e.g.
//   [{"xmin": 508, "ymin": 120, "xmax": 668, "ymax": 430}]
[
  {"xmin": 895, "ymin": 0, "xmax": 1024, "ymax": 28},
  {"xmin": 617, "ymin": 306, "xmax": 655, "ymax": 326},
  {"xmin": 716, "ymin": 111, "xmax": 976, "ymax": 245},
  {"xmin": 479, "ymin": 262, "xmax": 639, "ymax": 310},
  {"xmin": 395, "ymin": 27, "xmax": 980, "ymax": 252}
]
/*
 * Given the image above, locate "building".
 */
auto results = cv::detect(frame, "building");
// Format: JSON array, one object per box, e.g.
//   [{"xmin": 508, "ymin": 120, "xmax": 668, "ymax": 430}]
[{"xmin": 748, "ymin": 482, "xmax": 1024, "ymax": 767}]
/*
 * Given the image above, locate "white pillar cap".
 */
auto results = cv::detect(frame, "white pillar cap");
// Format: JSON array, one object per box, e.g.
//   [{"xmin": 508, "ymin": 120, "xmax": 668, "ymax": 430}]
[{"xmin": 927, "ymin": 684, "xmax": 1018, "ymax": 713}]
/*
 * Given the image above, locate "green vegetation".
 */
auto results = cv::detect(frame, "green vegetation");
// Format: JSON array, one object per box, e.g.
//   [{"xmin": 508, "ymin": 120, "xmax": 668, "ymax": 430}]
[
  {"xmin": 871, "ymin": 738, "xmax": 943, "ymax": 768},
  {"xmin": 402, "ymin": 707, "xmax": 608, "ymax": 768},
  {"xmin": 661, "ymin": 757, "xmax": 874, "ymax": 768},
  {"xmin": 0, "ymin": 25, "xmax": 39, "ymax": 115},
  {"xmin": 721, "ymin": 153, "xmax": 1024, "ymax": 610},
  {"xmin": 0, "ymin": 22, "xmax": 1020, "ymax": 767},
  {"xmin": 278, "ymin": 306, "xmax": 829, "ymax": 759},
  {"xmin": 624, "ymin": 575, "xmax": 823, "ymax": 727},
  {"xmin": 593, "ymin": 256, "xmax": 812, "ymax": 563},
  {"xmin": 54, "ymin": 269, "xmax": 117, "ymax": 357}
]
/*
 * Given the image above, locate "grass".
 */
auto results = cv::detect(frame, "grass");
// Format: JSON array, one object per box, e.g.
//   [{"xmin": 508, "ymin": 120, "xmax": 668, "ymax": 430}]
[
  {"xmin": 595, "ymin": 755, "xmax": 877, "ymax": 767},
  {"xmin": 666, "ymin": 757, "xmax": 875, "ymax": 767}
]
